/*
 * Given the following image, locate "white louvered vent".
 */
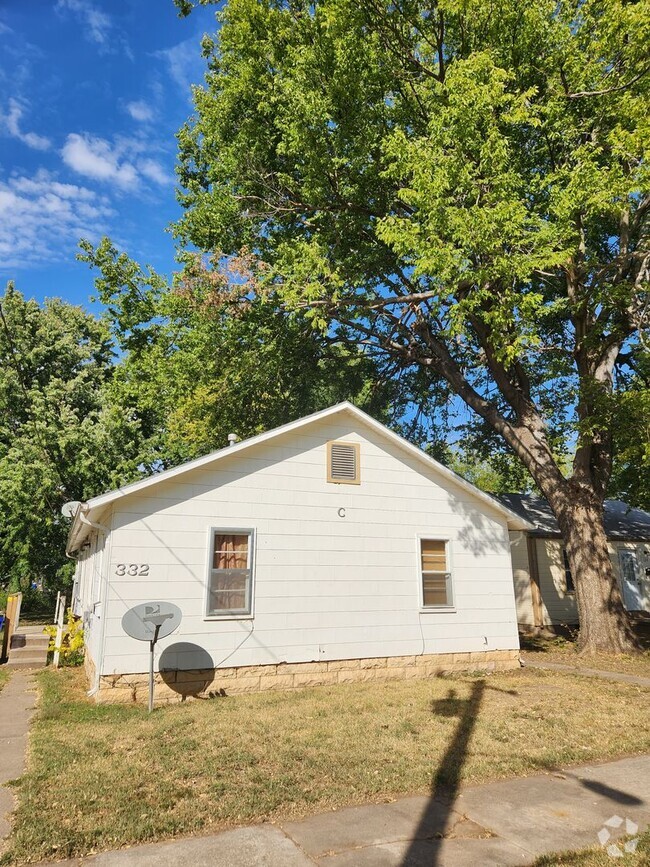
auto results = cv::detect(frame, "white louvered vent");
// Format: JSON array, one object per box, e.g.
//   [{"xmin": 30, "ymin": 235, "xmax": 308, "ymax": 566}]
[{"xmin": 327, "ymin": 441, "xmax": 360, "ymax": 484}]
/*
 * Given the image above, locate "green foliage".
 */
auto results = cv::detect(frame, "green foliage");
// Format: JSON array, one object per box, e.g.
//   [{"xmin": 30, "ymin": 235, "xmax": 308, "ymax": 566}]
[
  {"xmin": 0, "ymin": 284, "xmax": 145, "ymax": 592},
  {"xmin": 608, "ymin": 382, "xmax": 650, "ymax": 510},
  {"xmin": 445, "ymin": 448, "xmax": 534, "ymax": 497},
  {"xmin": 20, "ymin": 588, "xmax": 57, "ymax": 620},
  {"xmin": 79, "ymin": 238, "xmax": 409, "ymax": 465},
  {"xmin": 44, "ymin": 609, "xmax": 84, "ymax": 666}
]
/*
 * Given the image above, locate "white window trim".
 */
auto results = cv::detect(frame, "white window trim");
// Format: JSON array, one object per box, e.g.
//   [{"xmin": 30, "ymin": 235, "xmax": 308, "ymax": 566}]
[
  {"xmin": 204, "ymin": 527, "xmax": 256, "ymax": 620},
  {"xmin": 417, "ymin": 535, "xmax": 456, "ymax": 612}
]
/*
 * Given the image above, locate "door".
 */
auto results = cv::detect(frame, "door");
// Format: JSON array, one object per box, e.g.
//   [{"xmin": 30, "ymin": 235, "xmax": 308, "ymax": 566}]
[{"xmin": 618, "ymin": 549, "xmax": 644, "ymax": 611}]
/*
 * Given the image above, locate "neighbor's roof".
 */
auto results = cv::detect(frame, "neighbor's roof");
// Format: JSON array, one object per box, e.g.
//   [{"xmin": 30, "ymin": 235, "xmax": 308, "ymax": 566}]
[
  {"xmin": 65, "ymin": 401, "xmax": 533, "ymax": 554},
  {"xmin": 498, "ymin": 493, "xmax": 650, "ymax": 542}
]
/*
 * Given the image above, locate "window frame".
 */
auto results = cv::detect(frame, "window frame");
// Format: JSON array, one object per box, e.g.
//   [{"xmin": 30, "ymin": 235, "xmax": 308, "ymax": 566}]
[
  {"xmin": 204, "ymin": 527, "xmax": 256, "ymax": 620},
  {"xmin": 327, "ymin": 440, "xmax": 361, "ymax": 485},
  {"xmin": 417, "ymin": 535, "xmax": 455, "ymax": 611},
  {"xmin": 561, "ymin": 548, "xmax": 575, "ymax": 594}
]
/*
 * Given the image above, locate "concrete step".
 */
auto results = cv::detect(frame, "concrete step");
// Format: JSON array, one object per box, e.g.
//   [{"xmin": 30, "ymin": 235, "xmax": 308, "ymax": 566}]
[
  {"xmin": 11, "ymin": 629, "xmax": 50, "ymax": 644},
  {"xmin": 8, "ymin": 645, "xmax": 48, "ymax": 658},
  {"xmin": 14, "ymin": 624, "xmax": 51, "ymax": 635},
  {"xmin": 10, "ymin": 633, "xmax": 49, "ymax": 648},
  {"xmin": 6, "ymin": 658, "xmax": 47, "ymax": 669}
]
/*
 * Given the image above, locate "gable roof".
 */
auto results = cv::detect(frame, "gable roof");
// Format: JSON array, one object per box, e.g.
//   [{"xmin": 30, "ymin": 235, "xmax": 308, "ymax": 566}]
[
  {"xmin": 65, "ymin": 402, "xmax": 533, "ymax": 554},
  {"xmin": 498, "ymin": 493, "xmax": 650, "ymax": 542}
]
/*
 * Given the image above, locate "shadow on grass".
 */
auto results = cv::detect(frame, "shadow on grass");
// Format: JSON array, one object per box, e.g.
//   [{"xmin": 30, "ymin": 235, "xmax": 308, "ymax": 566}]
[
  {"xmin": 399, "ymin": 679, "xmax": 517, "ymax": 866},
  {"xmin": 519, "ymin": 628, "xmax": 575, "ymax": 654}
]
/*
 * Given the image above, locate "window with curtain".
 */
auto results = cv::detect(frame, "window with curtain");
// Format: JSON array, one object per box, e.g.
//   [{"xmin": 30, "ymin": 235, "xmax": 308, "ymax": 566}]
[
  {"xmin": 207, "ymin": 529, "xmax": 254, "ymax": 617},
  {"xmin": 420, "ymin": 539, "xmax": 453, "ymax": 608}
]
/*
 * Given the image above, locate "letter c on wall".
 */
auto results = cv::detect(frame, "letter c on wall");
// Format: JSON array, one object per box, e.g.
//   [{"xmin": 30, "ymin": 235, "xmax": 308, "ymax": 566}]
[{"xmin": 338, "ymin": 507, "xmax": 346, "ymax": 518}]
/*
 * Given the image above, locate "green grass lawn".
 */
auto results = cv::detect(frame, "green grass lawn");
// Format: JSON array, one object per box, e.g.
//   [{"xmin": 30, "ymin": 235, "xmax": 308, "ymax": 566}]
[
  {"xmin": 0, "ymin": 667, "xmax": 10, "ymax": 692},
  {"xmin": 2, "ymin": 666, "xmax": 649, "ymax": 864}
]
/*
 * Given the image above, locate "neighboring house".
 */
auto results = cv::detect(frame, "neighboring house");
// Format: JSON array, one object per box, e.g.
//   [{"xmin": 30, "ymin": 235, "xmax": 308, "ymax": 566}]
[
  {"xmin": 500, "ymin": 494, "xmax": 650, "ymax": 629},
  {"xmin": 66, "ymin": 402, "xmax": 531, "ymax": 704}
]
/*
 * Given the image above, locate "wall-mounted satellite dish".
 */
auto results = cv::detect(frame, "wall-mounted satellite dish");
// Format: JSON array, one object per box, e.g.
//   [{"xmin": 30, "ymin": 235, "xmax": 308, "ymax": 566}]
[
  {"xmin": 61, "ymin": 501, "xmax": 82, "ymax": 518},
  {"xmin": 122, "ymin": 602, "xmax": 183, "ymax": 712}
]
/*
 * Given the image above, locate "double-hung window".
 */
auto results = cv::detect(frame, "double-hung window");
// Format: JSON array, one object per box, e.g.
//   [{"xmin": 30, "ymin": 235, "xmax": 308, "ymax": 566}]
[
  {"xmin": 420, "ymin": 538, "xmax": 453, "ymax": 608},
  {"xmin": 206, "ymin": 529, "xmax": 254, "ymax": 617}
]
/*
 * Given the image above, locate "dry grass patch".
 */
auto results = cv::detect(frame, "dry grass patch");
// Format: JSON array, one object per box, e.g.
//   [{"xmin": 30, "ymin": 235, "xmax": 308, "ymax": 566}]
[
  {"xmin": 0, "ymin": 668, "xmax": 10, "ymax": 692},
  {"xmin": 533, "ymin": 829, "xmax": 650, "ymax": 866},
  {"xmin": 521, "ymin": 631, "xmax": 650, "ymax": 678},
  {"xmin": 3, "ymin": 666, "xmax": 650, "ymax": 864}
]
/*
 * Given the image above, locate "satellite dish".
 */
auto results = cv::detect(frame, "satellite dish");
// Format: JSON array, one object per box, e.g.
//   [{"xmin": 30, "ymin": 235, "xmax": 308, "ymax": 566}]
[
  {"xmin": 122, "ymin": 602, "xmax": 183, "ymax": 713},
  {"xmin": 122, "ymin": 602, "xmax": 182, "ymax": 642},
  {"xmin": 61, "ymin": 501, "xmax": 82, "ymax": 518}
]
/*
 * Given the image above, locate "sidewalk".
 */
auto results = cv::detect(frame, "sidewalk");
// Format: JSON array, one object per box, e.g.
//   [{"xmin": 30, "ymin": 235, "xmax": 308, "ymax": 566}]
[
  {"xmin": 521, "ymin": 655, "xmax": 650, "ymax": 688},
  {"xmin": 42, "ymin": 754, "xmax": 650, "ymax": 866},
  {"xmin": 0, "ymin": 671, "xmax": 37, "ymax": 850}
]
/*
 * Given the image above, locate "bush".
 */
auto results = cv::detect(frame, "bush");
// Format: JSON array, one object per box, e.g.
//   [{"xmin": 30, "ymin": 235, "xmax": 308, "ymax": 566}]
[
  {"xmin": 20, "ymin": 588, "xmax": 57, "ymax": 619},
  {"xmin": 44, "ymin": 609, "xmax": 84, "ymax": 666}
]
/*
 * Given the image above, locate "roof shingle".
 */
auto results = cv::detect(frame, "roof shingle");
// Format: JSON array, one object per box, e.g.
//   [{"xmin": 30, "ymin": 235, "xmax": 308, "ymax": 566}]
[{"xmin": 498, "ymin": 494, "xmax": 650, "ymax": 541}]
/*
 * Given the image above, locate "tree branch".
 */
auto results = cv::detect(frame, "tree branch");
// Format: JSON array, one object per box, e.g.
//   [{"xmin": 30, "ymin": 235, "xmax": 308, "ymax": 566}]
[{"xmin": 566, "ymin": 64, "xmax": 650, "ymax": 99}]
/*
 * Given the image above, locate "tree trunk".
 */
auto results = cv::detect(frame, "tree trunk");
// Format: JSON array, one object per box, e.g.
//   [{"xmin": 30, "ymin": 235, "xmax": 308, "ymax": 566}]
[{"xmin": 549, "ymin": 487, "xmax": 637, "ymax": 654}]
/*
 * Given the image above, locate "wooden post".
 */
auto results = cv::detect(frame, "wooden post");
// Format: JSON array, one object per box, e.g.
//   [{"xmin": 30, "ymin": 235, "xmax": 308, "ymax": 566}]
[
  {"xmin": 1, "ymin": 592, "xmax": 22, "ymax": 662},
  {"xmin": 53, "ymin": 595, "xmax": 66, "ymax": 669},
  {"xmin": 527, "ymin": 537, "xmax": 545, "ymax": 628}
]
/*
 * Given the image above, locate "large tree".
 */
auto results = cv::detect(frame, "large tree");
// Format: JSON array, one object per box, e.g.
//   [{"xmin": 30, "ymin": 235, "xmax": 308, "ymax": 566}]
[
  {"xmin": 0, "ymin": 284, "xmax": 143, "ymax": 592},
  {"xmin": 174, "ymin": 0, "xmax": 650, "ymax": 652},
  {"xmin": 80, "ymin": 239, "xmax": 412, "ymax": 467}
]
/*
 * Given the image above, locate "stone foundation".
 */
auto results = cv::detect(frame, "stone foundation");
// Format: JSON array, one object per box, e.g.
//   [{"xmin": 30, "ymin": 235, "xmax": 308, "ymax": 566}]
[{"xmin": 94, "ymin": 649, "xmax": 521, "ymax": 705}]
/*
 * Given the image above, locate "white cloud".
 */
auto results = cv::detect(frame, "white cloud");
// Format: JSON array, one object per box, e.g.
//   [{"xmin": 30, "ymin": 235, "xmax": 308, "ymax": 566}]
[
  {"xmin": 62, "ymin": 133, "xmax": 139, "ymax": 188},
  {"xmin": 0, "ymin": 169, "xmax": 114, "ymax": 269},
  {"xmin": 56, "ymin": 0, "xmax": 111, "ymax": 45},
  {"xmin": 126, "ymin": 100, "xmax": 154, "ymax": 123},
  {"xmin": 61, "ymin": 132, "xmax": 172, "ymax": 189},
  {"xmin": 0, "ymin": 99, "xmax": 50, "ymax": 151},
  {"xmin": 155, "ymin": 37, "xmax": 205, "ymax": 94},
  {"xmin": 138, "ymin": 159, "xmax": 172, "ymax": 186}
]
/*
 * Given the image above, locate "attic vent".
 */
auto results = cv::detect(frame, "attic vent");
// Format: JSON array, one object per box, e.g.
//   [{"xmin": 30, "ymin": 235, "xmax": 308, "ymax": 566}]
[{"xmin": 327, "ymin": 441, "xmax": 360, "ymax": 485}]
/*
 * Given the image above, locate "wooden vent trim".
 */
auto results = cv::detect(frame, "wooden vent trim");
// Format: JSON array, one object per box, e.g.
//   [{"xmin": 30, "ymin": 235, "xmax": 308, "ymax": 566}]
[{"xmin": 327, "ymin": 441, "xmax": 360, "ymax": 485}]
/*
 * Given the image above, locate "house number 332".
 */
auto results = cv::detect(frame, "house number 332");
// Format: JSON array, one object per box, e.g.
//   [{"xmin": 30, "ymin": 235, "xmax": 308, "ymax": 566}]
[{"xmin": 115, "ymin": 564, "xmax": 150, "ymax": 576}]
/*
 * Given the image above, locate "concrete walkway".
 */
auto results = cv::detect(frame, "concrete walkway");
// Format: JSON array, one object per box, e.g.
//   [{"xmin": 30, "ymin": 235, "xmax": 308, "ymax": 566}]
[
  {"xmin": 42, "ymin": 755, "xmax": 650, "ymax": 866},
  {"xmin": 0, "ymin": 671, "xmax": 37, "ymax": 851},
  {"xmin": 521, "ymin": 655, "xmax": 650, "ymax": 687}
]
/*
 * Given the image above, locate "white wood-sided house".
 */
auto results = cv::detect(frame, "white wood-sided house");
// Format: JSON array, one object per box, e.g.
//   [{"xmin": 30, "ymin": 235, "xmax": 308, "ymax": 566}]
[
  {"xmin": 501, "ymin": 494, "xmax": 650, "ymax": 629},
  {"xmin": 66, "ymin": 403, "xmax": 531, "ymax": 704}
]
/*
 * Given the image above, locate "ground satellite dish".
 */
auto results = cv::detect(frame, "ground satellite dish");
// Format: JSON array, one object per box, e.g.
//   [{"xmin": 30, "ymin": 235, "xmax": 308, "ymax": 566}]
[
  {"xmin": 61, "ymin": 501, "xmax": 82, "ymax": 518},
  {"xmin": 122, "ymin": 602, "xmax": 183, "ymax": 713},
  {"xmin": 122, "ymin": 602, "xmax": 182, "ymax": 642}
]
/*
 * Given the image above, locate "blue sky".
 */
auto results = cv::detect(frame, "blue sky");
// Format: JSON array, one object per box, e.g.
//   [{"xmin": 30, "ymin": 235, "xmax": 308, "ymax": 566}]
[{"xmin": 0, "ymin": 0, "xmax": 218, "ymax": 308}]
